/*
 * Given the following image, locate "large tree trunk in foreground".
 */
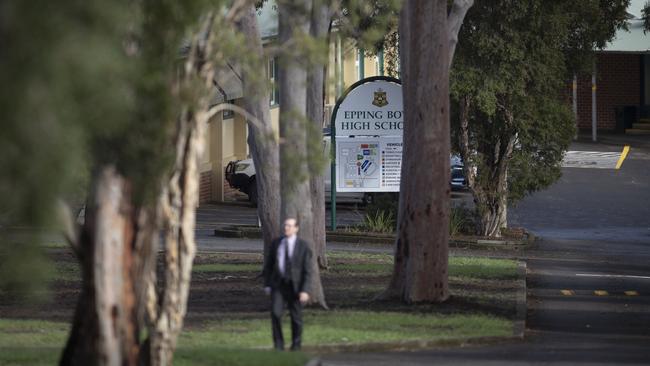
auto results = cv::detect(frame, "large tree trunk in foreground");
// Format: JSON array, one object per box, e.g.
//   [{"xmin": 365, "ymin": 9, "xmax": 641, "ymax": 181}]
[
  {"xmin": 384, "ymin": 0, "xmax": 451, "ymax": 303},
  {"xmin": 237, "ymin": 6, "xmax": 281, "ymax": 257},
  {"xmin": 278, "ymin": 0, "xmax": 326, "ymax": 307},
  {"xmin": 60, "ymin": 167, "xmax": 153, "ymax": 366},
  {"xmin": 306, "ymin": 1, "xmax": 333, "ymax": 270}
]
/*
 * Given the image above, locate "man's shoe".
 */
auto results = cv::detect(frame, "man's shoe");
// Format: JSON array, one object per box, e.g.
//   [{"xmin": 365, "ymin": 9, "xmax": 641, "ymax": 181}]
[{"xmin": 290, "ymin": 344, "xmax": 301, "ymax": 351}]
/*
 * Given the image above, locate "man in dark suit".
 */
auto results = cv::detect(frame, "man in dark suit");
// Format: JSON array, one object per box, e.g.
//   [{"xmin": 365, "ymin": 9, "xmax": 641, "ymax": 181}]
[{"xmin": 263, "ymin": 217, "xmax": 313, "ymax": 351}]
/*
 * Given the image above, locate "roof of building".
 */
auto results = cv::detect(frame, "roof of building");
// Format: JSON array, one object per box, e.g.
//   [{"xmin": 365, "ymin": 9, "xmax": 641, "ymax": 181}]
[
  {"xmin": 603, "ymin": 0, "xmax": 649, "ymax": 52},
  {"xmin": 257, "ymin": 1, "xmax": 278, "ymax": 40}
]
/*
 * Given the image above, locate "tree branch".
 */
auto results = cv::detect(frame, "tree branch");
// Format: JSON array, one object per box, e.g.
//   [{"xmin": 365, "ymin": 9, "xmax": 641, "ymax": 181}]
[{"xmin": 447, "ymin": 0, "xmax": 473, "ymax": 65}]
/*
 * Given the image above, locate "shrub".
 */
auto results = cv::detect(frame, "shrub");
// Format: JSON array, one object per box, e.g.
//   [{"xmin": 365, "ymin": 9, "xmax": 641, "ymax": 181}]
[{"xmin": 363, "ymin": 210, "xmax": 395, "ymax": 233}]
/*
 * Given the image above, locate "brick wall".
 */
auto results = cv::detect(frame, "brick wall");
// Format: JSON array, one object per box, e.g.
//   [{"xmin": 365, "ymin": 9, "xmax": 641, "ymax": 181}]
[
  {"xmin": 576, "ymin": 53, "xmax": 641, "ymax": 131},
  {"xmin": 199, "ymin": 171, "xmax": 212, "ymax": 205}
]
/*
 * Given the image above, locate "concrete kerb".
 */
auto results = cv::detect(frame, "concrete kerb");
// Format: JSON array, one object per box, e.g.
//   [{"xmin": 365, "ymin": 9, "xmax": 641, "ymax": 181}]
[
  {"xmin": 213, "ymin": 225, "xmax": 536, "ymax": 250},
  {"xmin": 302, "ymin": 334, "xmax": 524, "ymax": 357},
  {"xmin": 513, "ymin": 261, "xmax": 528, "ymax": 339}
]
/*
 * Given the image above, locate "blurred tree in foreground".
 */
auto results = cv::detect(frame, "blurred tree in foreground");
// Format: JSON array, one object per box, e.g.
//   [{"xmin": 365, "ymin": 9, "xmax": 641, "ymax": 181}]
[{"xmin": 1, "ymin": 0, "xmax": 252, "ymax": 365}]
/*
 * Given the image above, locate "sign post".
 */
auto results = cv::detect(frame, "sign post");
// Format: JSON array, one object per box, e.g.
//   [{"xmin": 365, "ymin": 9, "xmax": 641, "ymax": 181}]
[{"xmin": 330, "ymin": 76, "xmax": 403, "ymax": 230}]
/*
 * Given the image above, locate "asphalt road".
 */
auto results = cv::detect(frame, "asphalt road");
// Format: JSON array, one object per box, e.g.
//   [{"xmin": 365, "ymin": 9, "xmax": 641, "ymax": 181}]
[{"xmin": 322, "ymin": 137, "xmax": 650, "ymax": 365}]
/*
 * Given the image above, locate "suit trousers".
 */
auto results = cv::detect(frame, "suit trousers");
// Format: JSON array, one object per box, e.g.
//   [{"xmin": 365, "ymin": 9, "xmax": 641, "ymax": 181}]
[{"xmin": 270, "ymin": 281, "xmax": 303, "ymax": 350}]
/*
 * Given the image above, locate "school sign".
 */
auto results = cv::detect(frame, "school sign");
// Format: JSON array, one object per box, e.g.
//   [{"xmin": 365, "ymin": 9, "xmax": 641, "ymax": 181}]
[{"xmin": 331, "ymin": 77, "xmax": 403, "ymax": 193}]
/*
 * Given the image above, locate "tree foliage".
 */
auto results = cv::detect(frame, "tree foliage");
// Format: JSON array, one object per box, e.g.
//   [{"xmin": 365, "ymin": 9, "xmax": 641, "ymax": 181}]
[{"xmin": 450, "ymin": 0, "xmax": 630, "ymax": 235}]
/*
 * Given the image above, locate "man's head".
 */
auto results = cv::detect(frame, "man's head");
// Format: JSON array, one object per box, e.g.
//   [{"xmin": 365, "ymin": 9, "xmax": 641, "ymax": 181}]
[{"xmin": 283, "ymin": 217, "xmax": 299, "ymax": 237}]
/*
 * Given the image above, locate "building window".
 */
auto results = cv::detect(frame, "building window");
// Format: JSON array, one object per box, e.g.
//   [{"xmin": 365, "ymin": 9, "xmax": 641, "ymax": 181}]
[
  {"xmin": 269, "ymin": 57, "xmax": 279, "ymax": 106},
  {"xmin": 223, "ymin": 100, "xmax": 235, "ymax": 119}
]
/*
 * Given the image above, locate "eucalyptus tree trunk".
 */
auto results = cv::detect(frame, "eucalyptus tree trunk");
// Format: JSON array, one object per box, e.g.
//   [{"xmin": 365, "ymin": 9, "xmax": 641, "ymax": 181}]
[
  {"xmin": 306, "ymin": 0, "xmax": 334, "ymax": 270},
  {"xmin": 60, "ymin": 166, "xmax": 154, "ymax": 366},
  {"xmin": 457, "ymin": 96, "xmax": 513, "ymax": 238},
  {"xmin": 384, "ymin": 0, "xmax": 472, "ymax": 303},
  {"xmin": 237, "ymin": 6, "xmax": 281, "ymax": 257},
  {"xmin": 278, "ymin": 0, "xmax": 326, "ymax": 307},
  {"xmin": 145, "ymin": 107, "xmax": 204, "ymax": 365},
  {"xmin": 144, "ymin": 13, "xmax": 223, "ymax": 365}
]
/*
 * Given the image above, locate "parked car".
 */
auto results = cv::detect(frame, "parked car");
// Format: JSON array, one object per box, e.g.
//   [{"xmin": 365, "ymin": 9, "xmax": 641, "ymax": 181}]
[
  {"xmin": 225, "ymin": 131, "xmax": 369, "ymax": 207},
  {"xmin": 225, "ymin": 156, "xmax": 371, "ymax": 207},
  {"xmin": 226, "ymin": 133, "xmax": 467, "ymax": 206},
  {"xmin": 450, "ymin": 154, "xmax": 468, "ymax": 191}
]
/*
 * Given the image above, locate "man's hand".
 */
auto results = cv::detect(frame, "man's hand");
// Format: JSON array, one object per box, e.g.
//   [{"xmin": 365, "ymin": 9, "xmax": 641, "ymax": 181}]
[
  {"xmin": 299, "ymin": 292, "xmax": 310, "ymax": 305},
  {"xmin": 264, "ymin": 287, "xmax": 271, "ymax": 295}
]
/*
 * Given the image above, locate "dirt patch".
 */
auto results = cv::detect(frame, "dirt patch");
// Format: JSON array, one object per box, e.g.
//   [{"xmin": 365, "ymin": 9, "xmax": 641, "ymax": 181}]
[{"xmin": 0, "ymin": 249, "xmax": 518, "ymax": 327}]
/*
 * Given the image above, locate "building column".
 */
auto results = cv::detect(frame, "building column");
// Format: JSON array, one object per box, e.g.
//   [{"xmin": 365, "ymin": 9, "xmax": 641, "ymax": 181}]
[
  {"xmin": 358, "ymin": 48, "xmax": 365, "ymax": 80},
  {"xmin": 210, "ymin": 115, "xmax": 225, "ymax": 202},
  {"xmin": 378, "ymin": 49, "xmax": 385, "ymax": 76},
  {"xmin": 233, "ymin": 101, "xmax": 248, "ymax": 159}
]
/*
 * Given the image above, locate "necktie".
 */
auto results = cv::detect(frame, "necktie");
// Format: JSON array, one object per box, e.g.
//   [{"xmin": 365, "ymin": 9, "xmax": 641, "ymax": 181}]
[{"xmin": 283, "ymin": 239, "xmax": 292, "ymax": 281}]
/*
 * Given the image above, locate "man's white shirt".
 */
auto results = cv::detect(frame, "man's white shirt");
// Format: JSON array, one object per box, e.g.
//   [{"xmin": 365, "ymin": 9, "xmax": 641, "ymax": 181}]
[{"xmin": 277, "ymin": 234, "xmax": 297, "ymax": 275}]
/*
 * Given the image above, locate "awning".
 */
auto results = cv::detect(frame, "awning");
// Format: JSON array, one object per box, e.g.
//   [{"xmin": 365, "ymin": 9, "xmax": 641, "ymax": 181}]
[{"xmin": 212, "ymin": 62, "xmax": 244, "ymax": 104}]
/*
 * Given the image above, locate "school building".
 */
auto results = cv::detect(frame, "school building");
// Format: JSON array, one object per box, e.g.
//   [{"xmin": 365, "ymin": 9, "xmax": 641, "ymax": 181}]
[
  {"xmin": 573, "ymin": 0, "xmax": 650, "ymax": 138},
  {"xmin": 198, "ymin": 0, "xmax": 389, "ymax": 204}
]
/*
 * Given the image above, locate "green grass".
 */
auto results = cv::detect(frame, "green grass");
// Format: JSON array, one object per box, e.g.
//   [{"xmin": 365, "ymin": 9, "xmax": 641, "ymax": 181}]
[
  {"xmin": 0, "ymin": 319, "xmax": 308, "ymax": 366},
  {"xmin": 173, "ymin": 348, "xmax": 309, "ymax": 366},
  {"xmin": 181, "ymin": 311, "xmax": 511, "ymax": 348},
  {"xmin": 449, "ymin": 257, "xmax": 519, "ymax": 280},
  {"xmin": 0, "ymin": 310, "xmax": 511, "ymax": 358},
  {"xmin": 326, "ymin": 254, "xmax": 518, "ymax": 280}
]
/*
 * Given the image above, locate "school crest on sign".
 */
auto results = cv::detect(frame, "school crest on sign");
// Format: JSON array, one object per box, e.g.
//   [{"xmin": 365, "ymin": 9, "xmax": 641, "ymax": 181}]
[{"xmin": 372, "ymin": 89, "xmax": 388, "ymax": 107}]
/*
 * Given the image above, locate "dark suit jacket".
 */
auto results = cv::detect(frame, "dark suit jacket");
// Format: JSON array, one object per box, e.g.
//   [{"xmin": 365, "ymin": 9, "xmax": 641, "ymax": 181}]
[{"xmin": 263, "ymin": 236, "xmax": 314, "ymax": 295}]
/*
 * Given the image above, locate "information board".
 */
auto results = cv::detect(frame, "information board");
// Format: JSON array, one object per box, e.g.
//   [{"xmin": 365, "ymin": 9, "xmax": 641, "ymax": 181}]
[{"xmin": 332, "ymin": 77, "xmax": 403, "ymax": 192}]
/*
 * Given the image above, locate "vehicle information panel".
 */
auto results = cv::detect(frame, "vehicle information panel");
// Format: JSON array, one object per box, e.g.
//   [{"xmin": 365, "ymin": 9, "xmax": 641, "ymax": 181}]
[{"xmin": 336, "ymin": 137, "xmax": 402, "ymax": 192}]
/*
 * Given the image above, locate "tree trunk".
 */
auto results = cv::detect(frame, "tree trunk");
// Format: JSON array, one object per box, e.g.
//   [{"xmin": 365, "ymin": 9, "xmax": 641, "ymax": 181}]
[
  {"xmin": 145, "ymin": 107, "xmax": 203, "ymax": 365},
  {"xmin": 384, "ymin": 0, "xmax": 451, "ymax": 303},
  {"xmin": 475, "ymin": 133, "xmax": 513, "ymax": 237},
  {"xmin": 237, "ymin": 6, "xmax": 282, "ymax": 257},
  {"xmin": 278, "ymin": 0, "xmax": 326, "ymax": 307},
  {"xmin": 307, "ymin": 1, "xmax": 333, "ymax": 270},
  {"xmin": 457, "ymin": 96, "xmax": 513, "ymax": 237},
  {"xmin": 145, "ymin": 14, "xmax": 218, "ymax": 365},
  {"xmin": 60, "ymin": 166, "xmax": 151, "ymax": 366}
]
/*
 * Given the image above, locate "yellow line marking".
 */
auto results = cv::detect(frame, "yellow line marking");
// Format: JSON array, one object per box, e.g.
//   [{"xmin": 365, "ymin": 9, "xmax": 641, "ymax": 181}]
[
  {"xmin": 561, "ymin": 289, "xmax": 575, "ymax": 296},
  {"xmin": 594, "ymin": 290, "xmax": 609, "ymax": 296},
  {"xmin": 615, "ymin": 145, "xmax": 630, "ymax": 169},
  {"xmin": 624, "ymin": 290, "xmax": 639, "ymax": 296}
]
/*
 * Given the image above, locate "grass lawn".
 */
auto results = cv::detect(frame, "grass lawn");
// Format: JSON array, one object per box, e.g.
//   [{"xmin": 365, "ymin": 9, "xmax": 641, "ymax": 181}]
[
  {"xmin": 0, "ymin": 319, "xmax": 309, "ymax": 366},
  {"xmin": 326, "ymin": 253, "xmax": 518, "ymax": 280},
  {"xmin": 1, "ymin": 249, "xmax": 521, "ymax": 365}
]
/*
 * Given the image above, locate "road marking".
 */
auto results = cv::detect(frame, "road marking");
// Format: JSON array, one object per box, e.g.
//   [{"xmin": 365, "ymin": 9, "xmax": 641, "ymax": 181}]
[
  {"xmin": 615, "ymin": 145, "xmax": 630, "ymax": 169},
  {"xmin": 561, "ymin": 289, "xmax": 575, "ymax": 296},
  {"xmin": 624, "ymin": 290, "xmax": 639, "ymax": 296},
  {"xmin": 562, "ymin": 150, "xmax": 622, "ymax": 169},
  {"xmin": 576, "ymin": 273, "xmax": 650, "ymax": 280},
  {"xmin": 594, "ymin": 290, "xmax": 609, "ymax": 296}
]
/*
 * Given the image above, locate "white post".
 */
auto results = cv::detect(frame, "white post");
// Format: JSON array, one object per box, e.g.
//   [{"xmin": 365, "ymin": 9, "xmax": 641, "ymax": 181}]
[
  {"xmin": 336, "ymin": 34, "xmax": 343, "ymax": 98},
  {"xmin": 573, "ymin": 74, "xmax": 578, "ymax": 140},
  {"xmin": 592, "ymin": 62, "xmax": 597, "ymax": 142}
]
